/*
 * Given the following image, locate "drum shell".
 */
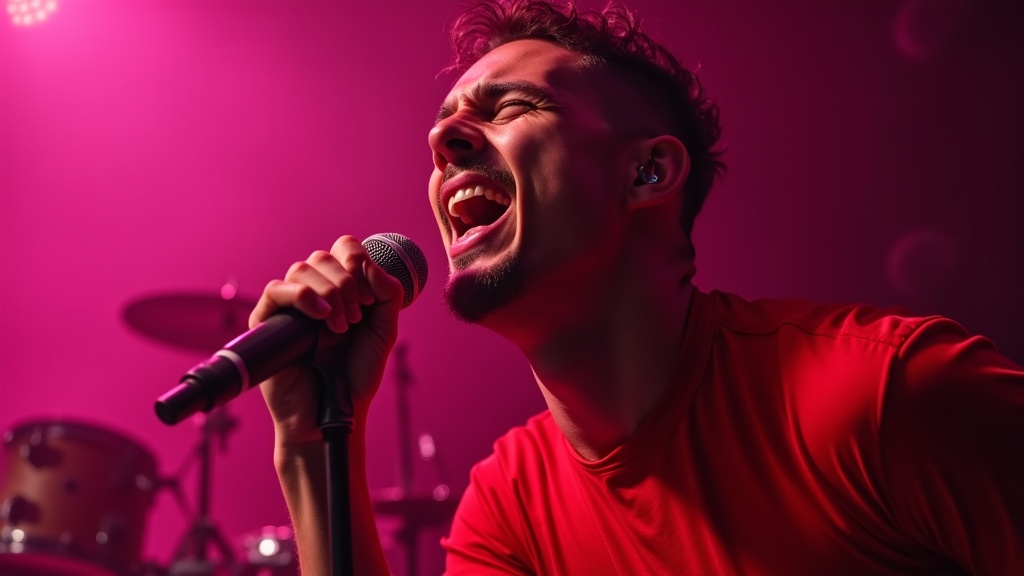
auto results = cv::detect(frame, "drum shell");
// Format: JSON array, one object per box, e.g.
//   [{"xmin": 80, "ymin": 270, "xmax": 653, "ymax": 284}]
[{"xmin": 0, "ymin": 419, "xmax": 159, "ymax": 575}]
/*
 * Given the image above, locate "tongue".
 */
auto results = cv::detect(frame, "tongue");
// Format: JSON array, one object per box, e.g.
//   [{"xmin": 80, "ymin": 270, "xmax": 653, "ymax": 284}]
[{"xmin": 457, "ymin": 195, "xmax": 507, "ymax": 228}]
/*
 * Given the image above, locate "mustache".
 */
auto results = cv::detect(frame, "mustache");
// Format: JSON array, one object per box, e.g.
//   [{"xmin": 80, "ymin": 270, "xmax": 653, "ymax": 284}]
[{"xmin": 442, "ymin": 161, "xmax": 516, "ymax": 192}]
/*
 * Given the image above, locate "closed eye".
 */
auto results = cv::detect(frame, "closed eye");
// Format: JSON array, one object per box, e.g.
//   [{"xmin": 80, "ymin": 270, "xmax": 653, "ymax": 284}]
[{"xmin": 493, "ymin": 100, "xmax": 537, "ymax": 123}]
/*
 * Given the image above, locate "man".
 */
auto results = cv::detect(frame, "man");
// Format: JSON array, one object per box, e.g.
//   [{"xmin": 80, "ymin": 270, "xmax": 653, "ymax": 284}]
[{"xmin": 251, "ymin": 1, "xmax": 1024, "ymax": 574}]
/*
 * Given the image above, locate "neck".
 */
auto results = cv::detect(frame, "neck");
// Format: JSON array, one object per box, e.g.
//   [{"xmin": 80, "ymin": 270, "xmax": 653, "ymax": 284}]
[{"xmin": 515, "ymin": 245, "xmax": 695, "ymax": 461}]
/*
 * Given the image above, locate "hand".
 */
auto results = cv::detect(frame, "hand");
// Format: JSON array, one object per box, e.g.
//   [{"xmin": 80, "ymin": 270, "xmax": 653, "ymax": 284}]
[{"xmin": 250, "ymin": 235, "xmax": 405, "ymax": 446}]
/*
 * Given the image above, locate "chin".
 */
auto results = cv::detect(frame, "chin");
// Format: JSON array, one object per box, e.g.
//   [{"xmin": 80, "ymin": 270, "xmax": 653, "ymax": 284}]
[{"xmin": 442, "ymin": 252, "xmax": 525, "ymax": 325}]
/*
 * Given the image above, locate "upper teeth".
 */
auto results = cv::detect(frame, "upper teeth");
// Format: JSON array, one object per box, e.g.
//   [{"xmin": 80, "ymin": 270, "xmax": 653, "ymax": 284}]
[{"xmin": 448, "ymin": 186, "xmax": 511, "ymax": 217}]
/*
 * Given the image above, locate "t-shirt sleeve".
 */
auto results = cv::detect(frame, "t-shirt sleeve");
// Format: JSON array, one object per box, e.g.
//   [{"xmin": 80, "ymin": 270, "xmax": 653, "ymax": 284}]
[
  {"xmin": 442, "ymin": 453, "xmax": 535, "ymax": 575},
  {"xmin": 880, "ymin": 317, "xmax": 1024, "ymax": 575}
]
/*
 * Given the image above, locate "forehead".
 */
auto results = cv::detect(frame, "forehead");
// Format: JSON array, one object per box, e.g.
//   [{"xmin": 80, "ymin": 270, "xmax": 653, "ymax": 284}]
[{"xmin": 446, "ymin": 39, "xmax": 588, "ymax": 100}]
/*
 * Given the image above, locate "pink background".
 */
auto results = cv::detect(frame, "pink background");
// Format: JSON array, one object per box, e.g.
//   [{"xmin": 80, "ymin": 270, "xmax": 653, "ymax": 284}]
[{"xmin": 2, "ymin": 0, "xmax": 1021, "ymax": 574}]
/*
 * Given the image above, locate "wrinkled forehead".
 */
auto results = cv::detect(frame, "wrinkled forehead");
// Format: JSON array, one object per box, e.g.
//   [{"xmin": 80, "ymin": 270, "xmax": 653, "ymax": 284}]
[{"xmin": 444, "ymin": 39, "xmax": 590, "ymax": 102}]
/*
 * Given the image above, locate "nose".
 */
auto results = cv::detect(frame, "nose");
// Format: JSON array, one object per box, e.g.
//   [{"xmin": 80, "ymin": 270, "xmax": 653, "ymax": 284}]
[{"xmin": 428, "ymin": 114, "xmax": 485, "ymax": 172}]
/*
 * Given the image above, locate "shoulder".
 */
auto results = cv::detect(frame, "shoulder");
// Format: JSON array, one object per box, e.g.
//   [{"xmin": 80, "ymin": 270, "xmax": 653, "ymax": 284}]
[
  {"xmin": 877, "ymin": 318, "xmax": 1024, "ymax": 573},
  {"xmin": 707, "ymin": 289, "xmax": 935, "ymax": 350},
  {"xmin": 878, "ymin": 314, "xmax": 1023, "ymax": 458},
  {"xmin": 471, "ymin": 410, "xmax": 563, "ymax": 488},
  {"xmin": 706, "ymin": 291, "xmax": 1024, "ymax": 571},
  {"xmin": 707, "ymin": 289, "xmax": 1023, "ymax": 429}
]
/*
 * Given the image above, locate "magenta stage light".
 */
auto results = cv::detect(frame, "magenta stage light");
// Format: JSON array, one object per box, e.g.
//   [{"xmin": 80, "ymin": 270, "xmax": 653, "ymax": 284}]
[{"xmin": 7, "ymin": 0, "xmax": 57, "ymax": 26}]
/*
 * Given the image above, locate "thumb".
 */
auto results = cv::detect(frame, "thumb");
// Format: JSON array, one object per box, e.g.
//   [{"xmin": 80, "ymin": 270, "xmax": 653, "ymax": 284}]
[{"xmin": 362, "ymin": 256, "xmax": 405, "ymax": 311}]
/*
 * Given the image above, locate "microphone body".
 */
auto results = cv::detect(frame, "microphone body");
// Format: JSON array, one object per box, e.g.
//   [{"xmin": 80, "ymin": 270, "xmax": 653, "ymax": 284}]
[{"xmin": 155, "ymin": 233, "xmax": 427, "ymax": 425}]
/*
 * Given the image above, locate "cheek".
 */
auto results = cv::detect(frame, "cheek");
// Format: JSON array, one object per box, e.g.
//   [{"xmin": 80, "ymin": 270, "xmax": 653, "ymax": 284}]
[
  {"xmin": 527, "ymin": 162, "xmax": 629, "ymax": 266},
  {"xmin": 428, "ymin": 171, "xmax": 450, "ymax": 233},
  {"xmin": 502, "ymin": 121, "xmax": 628, "ymax": 240}
]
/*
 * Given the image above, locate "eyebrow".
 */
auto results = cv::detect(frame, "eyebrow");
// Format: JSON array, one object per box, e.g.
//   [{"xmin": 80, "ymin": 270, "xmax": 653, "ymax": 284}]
[{"xmin": 434, "ymin": 80, "xmax": 552, "ymax": 125}]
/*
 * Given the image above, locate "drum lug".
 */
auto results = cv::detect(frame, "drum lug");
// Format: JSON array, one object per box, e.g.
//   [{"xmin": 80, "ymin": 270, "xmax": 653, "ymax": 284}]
[
  {"xmin": 0, "ymin": 494, "xmax": 40, "ymax": 526},
  {"xmin": 19, "ymin": 427, "xmax": 60, "ymax": 468}
]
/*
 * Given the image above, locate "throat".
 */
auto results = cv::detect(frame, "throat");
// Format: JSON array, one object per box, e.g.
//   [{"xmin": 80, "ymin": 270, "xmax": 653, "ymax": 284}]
[
  {"xmin": 540, "ymin": 378, "xmax": 657, "ymax": 461},
  {"xmin": 526, "ymin": 284, "xmax": 695, "ymax": 461}
]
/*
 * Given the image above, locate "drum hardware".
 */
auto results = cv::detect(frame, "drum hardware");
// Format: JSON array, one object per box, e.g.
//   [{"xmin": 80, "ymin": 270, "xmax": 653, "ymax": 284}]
[
  {"xmin": 16, "ymin": 427, "xmax": 62, "ymax": 469},
  {"xmin": 165, "ymin": 407, "xmax": 241, "ymax": 576},
  {"xmin": 121, "ymin": 287, "xmax": 273, "ymax": 575},
  {"xmin": 1, "ymin": 495, "xmax": 40, "ymax": 527},
  {"xmin": 372, "ymin": 342, "xmax": 457, "ymax": 576}
]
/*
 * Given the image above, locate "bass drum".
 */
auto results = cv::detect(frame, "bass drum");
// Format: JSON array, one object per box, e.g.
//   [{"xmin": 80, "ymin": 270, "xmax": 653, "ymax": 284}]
[{"xmin": 0, "ymin": 419, "xmax": 159, "ymax": 576}]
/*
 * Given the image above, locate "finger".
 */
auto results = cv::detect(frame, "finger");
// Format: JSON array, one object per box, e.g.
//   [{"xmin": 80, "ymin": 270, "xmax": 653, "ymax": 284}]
[
  {"xmin": 249, "ymin": 279, "xmax": 332, "ymax": 329},
  {"xmin": 363, "ymin": 256, "xmax": 406, "ymax": 311},
  {"xmin": 303, "ymin": 250, "xmax": 364, "ymax": 332},
  {"xmin": 330, "ymin": 236, "xmax": 376, "ymax": 308}
]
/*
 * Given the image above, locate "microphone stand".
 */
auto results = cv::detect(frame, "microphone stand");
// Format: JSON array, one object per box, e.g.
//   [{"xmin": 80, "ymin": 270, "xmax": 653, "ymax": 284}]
[{"xmin": 315, "ymin": 363, "xmax": 354, "ymax": 576}]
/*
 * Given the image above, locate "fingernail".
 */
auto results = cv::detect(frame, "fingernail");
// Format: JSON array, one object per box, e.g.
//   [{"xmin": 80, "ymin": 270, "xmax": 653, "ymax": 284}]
[{"xmin": 329, "ymin": 317, "xmax": 349, "ymax": 334}]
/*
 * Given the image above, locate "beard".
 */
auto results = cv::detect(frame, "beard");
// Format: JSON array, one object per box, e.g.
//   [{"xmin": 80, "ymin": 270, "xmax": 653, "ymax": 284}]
[
  {"xmin": 438, "ymin": 161, "xmax": 525, "ymax": 324},
  {"xmin": 442, "ymin": 249, "xmax": 526, "ymax": 324}
]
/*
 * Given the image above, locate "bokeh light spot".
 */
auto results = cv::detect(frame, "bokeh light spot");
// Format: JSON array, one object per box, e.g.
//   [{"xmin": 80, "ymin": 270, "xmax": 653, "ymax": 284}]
[{"xmin": 6, "ymin": 0, "xmax": 56, "ymax": 26}]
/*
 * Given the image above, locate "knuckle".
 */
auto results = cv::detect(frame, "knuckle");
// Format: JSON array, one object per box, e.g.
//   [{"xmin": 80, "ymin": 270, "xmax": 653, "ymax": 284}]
[
  {"xmin": 331, "ymin": 235, "xmax": 361, "ymax": 253},
  {"xmin": 333, "ymin": 273, "xmax": 357, "ymax": 296},
  {"xmin": 285, "ymin": 260, "xmax": 311, "ymax": 278},
  {"xmin": 331, "ymin": 236, "xmax": 367, "ymax": 260},
  {"xmin": 335, "ymin": 234, "xmax": 361, "ymax": 247},
  {"xmin": 308, "ymin": 250, "xmax": 335, "ymax": 265},
  {"xmin": 320, "ymin": 283, "xmax": 343, "ymax": 303},
  {"xmin": 340, "ymin": 251, "xmax": 367, "ymax": 271}
]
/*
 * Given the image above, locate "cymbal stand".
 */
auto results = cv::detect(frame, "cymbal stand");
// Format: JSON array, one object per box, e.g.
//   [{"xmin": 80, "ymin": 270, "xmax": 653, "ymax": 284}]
[
  {"xmin": 393, "ymin": 343, "xmax": 425, "ymax": 576},
  {"xmin": 168, "ymin": 406, "xmax": 239, "ymax": 576},
  {"xmin": 395, "ymin": 343, "xmax": 415, "ymax": 494}
]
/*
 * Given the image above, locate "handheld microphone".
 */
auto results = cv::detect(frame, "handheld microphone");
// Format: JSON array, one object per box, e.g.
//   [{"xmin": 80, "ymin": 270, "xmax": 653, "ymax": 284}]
[{"xmin": 155, "ymin": 233, "xmax": 428, "ymax": 425}]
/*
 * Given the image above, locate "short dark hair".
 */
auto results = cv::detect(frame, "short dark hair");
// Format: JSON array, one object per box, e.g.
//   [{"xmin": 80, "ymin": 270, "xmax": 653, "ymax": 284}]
[{"xmin": 447, "ymin": 0, "xmax": 725, "ymax": 240}]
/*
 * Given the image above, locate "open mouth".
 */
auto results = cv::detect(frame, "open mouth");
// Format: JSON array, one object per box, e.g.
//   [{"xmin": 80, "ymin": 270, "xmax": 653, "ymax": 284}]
[{"xmin": 447, "ymin": 185, "xmax": 512, "ymax": 242}]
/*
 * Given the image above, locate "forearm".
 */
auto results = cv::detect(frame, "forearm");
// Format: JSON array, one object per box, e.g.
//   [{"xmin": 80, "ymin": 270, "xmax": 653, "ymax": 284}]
[{"xmin": 275, "ymin": 423, "xmax": 390, "ymax": 576}]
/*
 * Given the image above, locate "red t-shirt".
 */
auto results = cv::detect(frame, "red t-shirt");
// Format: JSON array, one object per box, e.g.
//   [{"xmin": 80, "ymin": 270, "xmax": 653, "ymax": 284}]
[{"xmin": 442, "ymin": 290, "xmax": 1024, "ymax": 575}]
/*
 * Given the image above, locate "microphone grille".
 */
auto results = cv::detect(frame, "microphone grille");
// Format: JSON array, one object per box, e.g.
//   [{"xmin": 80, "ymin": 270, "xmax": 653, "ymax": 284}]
[{"xmin": 362, "ymin": 233, "xmax": 428, "ymax": 309}]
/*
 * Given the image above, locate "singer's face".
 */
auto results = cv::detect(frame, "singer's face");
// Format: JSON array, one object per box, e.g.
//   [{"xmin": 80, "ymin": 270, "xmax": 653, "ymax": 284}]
[{"xmin": 428, "ymin": 40, "xmax": 635, "ymax": 325}]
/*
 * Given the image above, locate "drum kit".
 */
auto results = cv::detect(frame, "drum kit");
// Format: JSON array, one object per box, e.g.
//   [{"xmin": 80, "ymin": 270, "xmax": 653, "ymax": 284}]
[{"xmin": 0, "ymin": 288, "xmax": 455, "ymax": 576}]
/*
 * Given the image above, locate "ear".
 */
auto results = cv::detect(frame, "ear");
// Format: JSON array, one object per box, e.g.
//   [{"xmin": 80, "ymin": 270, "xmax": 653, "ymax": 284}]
[{"xmin": 628, "ymin": 135, "xmax": 691, "ymax": 210}]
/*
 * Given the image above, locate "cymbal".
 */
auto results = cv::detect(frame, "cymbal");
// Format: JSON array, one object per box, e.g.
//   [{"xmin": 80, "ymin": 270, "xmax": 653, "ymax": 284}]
[
  {"xmin": 371, "ymin": 487, "xmax": 459, "ymax": 525},
  {"xmin": 122, "ymin": 291, "xmax": 258, "ymax": 353}
]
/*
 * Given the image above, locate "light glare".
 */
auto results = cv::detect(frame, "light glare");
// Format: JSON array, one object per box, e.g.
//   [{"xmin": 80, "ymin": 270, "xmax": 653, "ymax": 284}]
[
  {"xmin": 7, "ymin": 0, "xmax": 57, "ymax": 26},
  {"xmin": 257, "ymin": 537, "xmax": 280, "ymax": 557}
]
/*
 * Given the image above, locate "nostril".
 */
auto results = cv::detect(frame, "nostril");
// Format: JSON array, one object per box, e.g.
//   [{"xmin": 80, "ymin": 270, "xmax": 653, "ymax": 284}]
[{"xmin": 447, "ymin": 138, "xmax": 474, "ymax": 151}]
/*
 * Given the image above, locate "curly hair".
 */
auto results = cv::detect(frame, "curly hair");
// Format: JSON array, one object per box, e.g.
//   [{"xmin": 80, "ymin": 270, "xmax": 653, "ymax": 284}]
[{"xmin": 446, "ymin": 0, "xmax": 725, "ymax": 242}]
